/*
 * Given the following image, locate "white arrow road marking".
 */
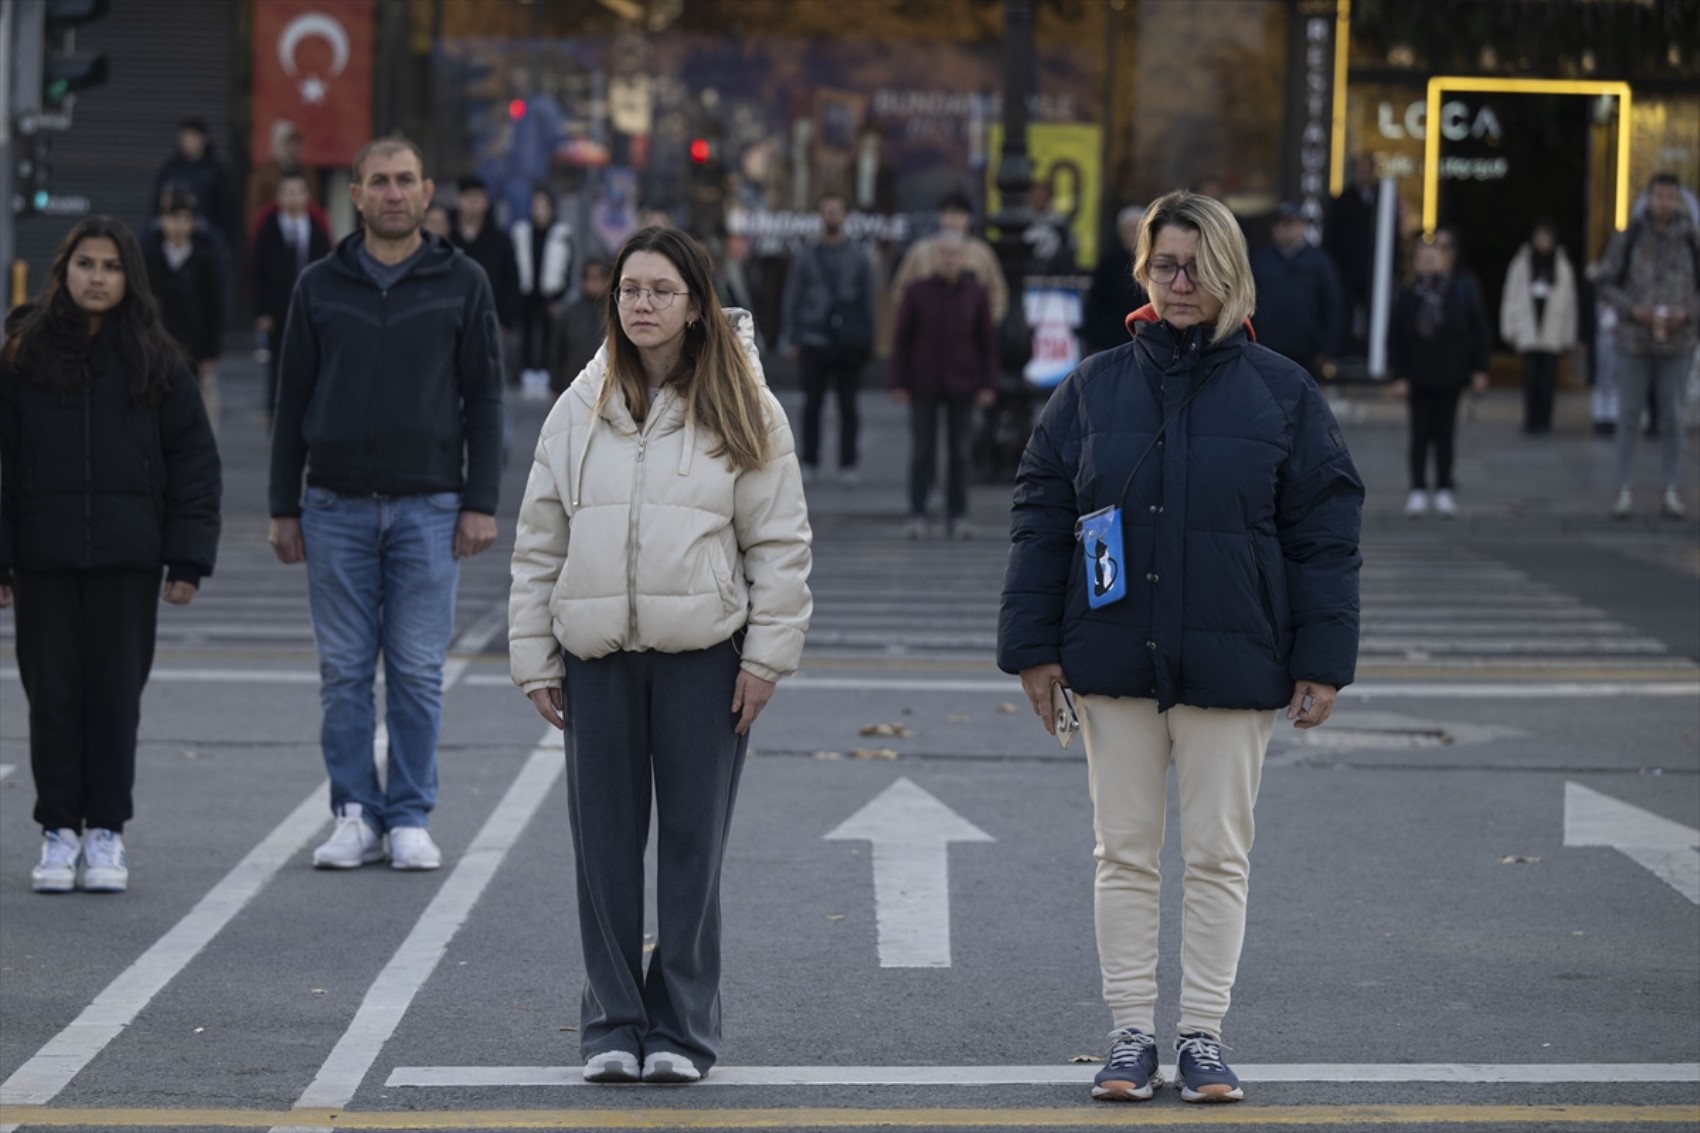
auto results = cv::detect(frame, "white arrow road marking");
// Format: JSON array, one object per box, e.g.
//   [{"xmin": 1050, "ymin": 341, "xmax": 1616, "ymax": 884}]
[
  {"xmin": 1564, "ymin": 782, "xmax": 1700, "ymax": 906},
  {"xmin": 824, "ymin": 777, "xmax": 993, "ymax": 969}
]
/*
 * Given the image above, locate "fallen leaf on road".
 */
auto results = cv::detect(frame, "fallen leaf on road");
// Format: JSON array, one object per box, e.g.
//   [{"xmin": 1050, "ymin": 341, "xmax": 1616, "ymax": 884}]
[
  {"xmin": 813, "ymin": 750, "xmax": 844, "ymax": 760},
  {"xmin": 559, "ymin": 1025, "xmax": 578, "ymax": 1032},
  {"xmin": 194, "ymin": 1027, "xmax": 205, "ymax": 1034},
  {"xmin": 310, "ymin": 988, "xmax": 327, "ymax": 996},
  {"xmin": 947, "ymin": 714, "xmax": 969, "ymax": 724},
  {"xmin": 851, "ymin": 748, "xmax": 900, "ymax": 761},
  {"xmin": 1498, "ymin": 855, "xmax": 1541, "ymax": 864},
  {"xmin": 826, "ymin": 914, "xmax": 846, "ymax": 922},
  {"xmin": 1068, "ymin": 1054, "xmax": 1104, "ymax": 1064},
  {"xmin": 997, "ymin": 703, "xmax": 1020, "ymax": 715},
  {"xmin": 858, "ymin": 722, "xmax": 914, "ymax": 737}
]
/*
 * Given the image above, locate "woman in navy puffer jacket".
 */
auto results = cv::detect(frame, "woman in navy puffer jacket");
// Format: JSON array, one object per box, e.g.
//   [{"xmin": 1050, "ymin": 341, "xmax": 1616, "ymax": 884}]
[{"xmin": 997, "ymin": 191, "xmax": 1362, "ymax": 1106}]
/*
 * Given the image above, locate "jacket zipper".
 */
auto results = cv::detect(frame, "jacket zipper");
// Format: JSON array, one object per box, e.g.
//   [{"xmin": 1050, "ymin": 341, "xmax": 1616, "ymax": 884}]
[
  {"xmin": 626, "ymin": 407, "xmax": 666, "ymax": 643},
  {"xmin": 83, "ymin": 379, "xmax": 93, "ymax": 566},
  {"xmin": 367, "ymin": 288, "xmax": 389, "ymax": 455}
]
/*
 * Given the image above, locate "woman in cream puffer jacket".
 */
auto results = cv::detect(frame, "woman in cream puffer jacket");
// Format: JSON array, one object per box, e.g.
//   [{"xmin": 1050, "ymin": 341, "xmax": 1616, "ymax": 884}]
[
  {"xmin": 507, "ymin": 304, "xmax": 812, "ymax": 686},
  {"xmin": 508, "ymin": 227, "xmax": 811, "ymax": 1085}
]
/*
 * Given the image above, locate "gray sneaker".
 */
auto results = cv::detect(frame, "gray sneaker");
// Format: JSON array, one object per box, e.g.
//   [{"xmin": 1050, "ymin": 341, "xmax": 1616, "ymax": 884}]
[
  {"xmin": 1092, "ymin": 1027, "xmax": 1160, "ymax": 1101},
  {"xmin": 583, "ymin": 1050, "xmax": 639, "ymax": 1083},
  {"xmin": 642, "ymin": 1051, "xmax": 703, "ymax": 1083}
]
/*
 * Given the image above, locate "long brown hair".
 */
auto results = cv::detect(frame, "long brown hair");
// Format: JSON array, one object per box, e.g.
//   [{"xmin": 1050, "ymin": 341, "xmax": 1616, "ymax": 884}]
[
  {"xmin": 3, "ymin": 216, "xmax": 184, "ymax": 403},
  {"xmin": 600, "ymin": 227, "xmax": 772, "ymax": 473}
]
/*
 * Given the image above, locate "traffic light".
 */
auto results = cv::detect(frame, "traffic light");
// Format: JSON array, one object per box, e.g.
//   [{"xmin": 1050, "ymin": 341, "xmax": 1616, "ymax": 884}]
[
  {"xmin": 11, "ymin": 130, "xmax": 52, "ymax": 218},
  {"xmin": 42, "ymin": 0, "xmax": 111, "ymax": 111}
]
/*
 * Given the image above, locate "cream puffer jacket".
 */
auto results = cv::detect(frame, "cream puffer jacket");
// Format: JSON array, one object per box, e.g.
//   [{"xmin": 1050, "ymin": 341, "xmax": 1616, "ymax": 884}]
[{"xmin": 508, "ymin": 309, "xmax": 813, "ymax": 694}]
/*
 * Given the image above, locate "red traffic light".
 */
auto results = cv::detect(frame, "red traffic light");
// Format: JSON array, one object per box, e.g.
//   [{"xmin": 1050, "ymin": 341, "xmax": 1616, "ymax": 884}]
[
  {"xmin": 689, "ymin": 138, "xmax": 710, "ymax": 164},
  {"xmin": 508, "ymin": 99, "xmax": 527, "ymax": 120}
]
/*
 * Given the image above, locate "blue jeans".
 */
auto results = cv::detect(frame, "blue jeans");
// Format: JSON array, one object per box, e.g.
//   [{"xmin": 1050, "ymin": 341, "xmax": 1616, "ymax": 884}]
[{"xmin": 301, "ymin": 487, "xmax": 461, "ymax": 831}]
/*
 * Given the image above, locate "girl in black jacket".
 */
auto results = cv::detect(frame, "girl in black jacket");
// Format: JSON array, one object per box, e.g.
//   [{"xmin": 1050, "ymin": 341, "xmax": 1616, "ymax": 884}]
[
  {"xmin": 0, "ymin": 216, "xmax": 222, "ymax": 895},
  {"xmin": 1388, "ymin": 237, "xmax": 1490, "ymax": 517}
]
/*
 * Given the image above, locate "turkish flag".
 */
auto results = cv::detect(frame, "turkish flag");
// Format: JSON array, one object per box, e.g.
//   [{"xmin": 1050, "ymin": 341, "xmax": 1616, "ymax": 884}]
[{"xmin": 251, "ymin": 0, "xmax": 375, "ymax": 169}]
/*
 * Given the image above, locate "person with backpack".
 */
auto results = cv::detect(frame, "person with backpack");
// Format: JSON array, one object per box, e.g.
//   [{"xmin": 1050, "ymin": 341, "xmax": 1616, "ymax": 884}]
[
  {"xmin": 1389, "ymin": 237, "xmax": 1490, "ymax": 518},
  {"xmin": 1597, "ymin": 172, "xmax": 1699, "ymax": 519},
  {"xmin": 781, "ymin": 192, "xmax": 877, "ymax": 483},
  {"xmin": 1, "ymin": 217, "xmax": 222, "ymax": 893}
]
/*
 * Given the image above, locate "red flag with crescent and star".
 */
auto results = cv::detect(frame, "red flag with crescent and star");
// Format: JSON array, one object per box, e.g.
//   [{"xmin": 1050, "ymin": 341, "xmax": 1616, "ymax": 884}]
[{"xmin": 251, "ymin": 0, "xmax": 375, "ymax": 169}]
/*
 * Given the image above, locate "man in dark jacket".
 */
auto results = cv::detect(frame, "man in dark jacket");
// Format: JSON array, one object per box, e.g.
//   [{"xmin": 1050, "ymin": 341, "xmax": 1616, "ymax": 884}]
[
  {"xmin": 251, "ymin": 171, "xmax": 333, "ymax": 424},
  {"xmin": 1083, "ymin": 204, "xmax": 1148, "ymax": 355},
  {"xmin": 781, "ymin": 192, "xmax": 877, "ymax": 482},
  {"xmin": 449, "ymin": 176, "xmax": 521, "ymax": 332},
  {"xmin": 152, "ymin": 119, "xmax": 236, "ymax": 256},
  {"xmin": 1250, "ymin": 203, "xmax": 1342, "ymax": 377},
  {"xmin": 548, "ymin": 258, "xmax": 608, "ymax": 393},
  {"xmin": 269, "ymin": 137, "xmax": 504, "ymax": 874},
  {"xmin": 890, "ymin": 234, "xmax": 997, "ymax": 538}
]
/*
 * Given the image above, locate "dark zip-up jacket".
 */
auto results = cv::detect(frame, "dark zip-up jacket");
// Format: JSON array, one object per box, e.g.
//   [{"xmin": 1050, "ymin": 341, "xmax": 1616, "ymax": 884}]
[
  {"xmin": 998, "ymin": 307, "xmax": 1363, "ymax": 712},
  {"xmin": 0, "ymin": 329, "xmax": 221, "ymax": 586},
  {"xmin": 269, "ymin": 231, "xmax": 504, "ymax": 517}
]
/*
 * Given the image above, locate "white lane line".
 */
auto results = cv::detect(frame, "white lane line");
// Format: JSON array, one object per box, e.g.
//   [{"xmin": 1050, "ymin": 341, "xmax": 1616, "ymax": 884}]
[
  {"xmin": 459, "ymin": 674, "xmax": 1700, "ymax": 697},
  {"xmin": 0, "ymin": 763, "xmax": 14, "ymax": 781},
  {"xmin": 0, "ymin": 667, "xmax": 325, "ymax": 684},
  {"xmin": 287, "ymin": 726, "xmax": 562, "ymax": 1112},
  {"xmin": 0, "ymin": 603, "xmax": 507, "ymax": 1110},
  {"xmin": 385, "ymin": 1062, "xmax": 1700, "ymax": 1088}
]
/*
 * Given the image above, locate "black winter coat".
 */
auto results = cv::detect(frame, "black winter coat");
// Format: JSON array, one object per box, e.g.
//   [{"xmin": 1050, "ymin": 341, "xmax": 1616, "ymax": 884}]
[
  {"xmin": 144, "ymin": 231, "xmax": 226, "ymax": 364},
  {"xmin": 1387, "ymin": 275, "xmax": 1489, "ymax": 390},
  {"xmin": 998, "ymin": 314, "xmax": 1363, "ymax": 712},
  {"xmin": 250, "ymin": 212, "xmax": 333, "ymax": 324},
  {"xmin": 269, "ymin": 232, "xmax": 505, "ymax": 518},
  {"xmin": 0, "ymin": 331, "xmax": 221, "ymax": 586}
]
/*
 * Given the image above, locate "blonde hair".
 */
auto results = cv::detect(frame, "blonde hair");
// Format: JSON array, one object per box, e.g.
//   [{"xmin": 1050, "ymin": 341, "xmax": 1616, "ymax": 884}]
[
  {"xmin": 600, "ymin": 227, "xmax": 773, "ymax": 473},
  {"xmin": 1132, "ymin": 190, "xmax": 1255, "ymax": 345}
]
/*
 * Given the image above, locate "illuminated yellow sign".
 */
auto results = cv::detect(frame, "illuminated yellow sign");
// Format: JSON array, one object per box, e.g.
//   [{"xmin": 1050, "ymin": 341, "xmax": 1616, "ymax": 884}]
[{"xmin": 1421, "ymin": 77, "xmax": 1632, "ymax": 235}]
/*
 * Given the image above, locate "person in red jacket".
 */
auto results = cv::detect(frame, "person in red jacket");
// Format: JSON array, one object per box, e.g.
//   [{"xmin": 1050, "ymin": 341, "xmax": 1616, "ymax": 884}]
[{"xmin": 889, "ymin": 233, "xmax": 998, "ymax": 539}]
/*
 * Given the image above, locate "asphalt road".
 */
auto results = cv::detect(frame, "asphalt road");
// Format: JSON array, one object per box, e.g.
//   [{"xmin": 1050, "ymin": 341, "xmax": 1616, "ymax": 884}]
[{"xmin": 2, "ymin": 364, "xmax": 1697, "ymax": 1133}]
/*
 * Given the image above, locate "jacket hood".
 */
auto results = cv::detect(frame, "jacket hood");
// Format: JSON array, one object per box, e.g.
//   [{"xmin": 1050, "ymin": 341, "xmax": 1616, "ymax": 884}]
[
  {"xmin": 328, "ymin": 229, "xmax": 460, "ymax": 282},
  {"xmin": 567, "ymin": 307, "xmax": 767, "ymax": 424},
  {"xmin": 1125, "ymin": 302, "xmax": 1257, "ymax": 343}
]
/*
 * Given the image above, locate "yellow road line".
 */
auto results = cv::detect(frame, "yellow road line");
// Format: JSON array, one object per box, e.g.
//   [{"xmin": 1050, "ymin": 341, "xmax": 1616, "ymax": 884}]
[{"xmin": 3, "ymin": 1105, "xmax": 1698, "ymax": 1128}]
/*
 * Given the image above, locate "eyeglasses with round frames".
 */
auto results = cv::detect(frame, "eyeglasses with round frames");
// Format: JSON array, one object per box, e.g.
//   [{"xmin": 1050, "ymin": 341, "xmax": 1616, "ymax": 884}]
[{"xmin": 616, "ymin": 284, "xmax": 687, "ymax": 309}]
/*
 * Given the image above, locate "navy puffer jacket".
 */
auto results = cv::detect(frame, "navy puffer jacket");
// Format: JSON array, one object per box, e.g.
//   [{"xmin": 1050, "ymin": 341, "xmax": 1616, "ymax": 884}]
[{"xmin": 998, "ymin": 311, "xmax": 1363, "ymax": 712}]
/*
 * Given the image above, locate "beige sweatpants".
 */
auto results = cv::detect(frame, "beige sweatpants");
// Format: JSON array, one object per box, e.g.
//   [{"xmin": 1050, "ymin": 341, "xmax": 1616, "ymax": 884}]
[{"xmin": 1079, "ymin": 694, "xmax": 1276, "ymax": 1041}]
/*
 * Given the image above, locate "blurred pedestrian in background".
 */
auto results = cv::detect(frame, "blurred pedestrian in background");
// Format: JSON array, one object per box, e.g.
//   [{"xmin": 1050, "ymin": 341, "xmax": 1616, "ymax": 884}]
[
  {"xmin": 1249, "ymin": 202, "xmax": 1342, "ymax": 378},
  {"xmin": 144, "ymin": 188, "xmax": 227, "ymax": 438},
  {"xmin": 781, "ymin": 191, "xmax": 876, "ymax": 484},
  {"xmin": 1597, "ymin": 172, "xmax": 1698, "ymax": 520},
  {"xmin": 513, "ymin": 184, "xmax": 574, "ymax": 401},
  {"xmin": 998, "ymin": 190, "xmax": 1361, "ymax": 1107},
  {"xmin": 1326, "ymin": 154, "xmax": 1401, "ymax": 356},
  {"xmin": 891, "ymin": 191, "xmax": 1009, "ymax": 324},
  {"xmin": 509, "ymin": 227, "xmax": 812, "ymax": 1086},
  {"xmin": 246, "ymin": 120, "xmax": 321, "ymax": 229},
  {"xmin": 890, "ymin": 232, "xmax": 996, "ymax": 539},
  {"xmin": 1389, "ymin": 237, "xmax": 1490, "ymax": 518},
  {"xmin": 268, "ymin": 138, "xmax": 504, "ymax": 873},
  {"xmin": 1499, "ymin": 221, "xmax": 1578, "ymax": 436},
  {"xmin": 250, "ymin": 172, "xmax": 332, "ymax": 427},
  {"xmin": 449, "ymin": 176, "xmax": 521, "ymax": 364},
  {"xmin": 1083, "ymin": 204, "xmax": 1147, "ymax": 356},
  {"xmin": 712, "ymin": 232, "xmax": 768, "ymax": 349},
  {"xmin": 1, "ymin": 217, "xmax": 221, "ymax": 895},
  {"xmin": 549, "ymin": 258, "xmax": 609, "ymax": 394},
  {"xmin": 152, "ymin": 118, "xmax": 234, "ymax": 253}
]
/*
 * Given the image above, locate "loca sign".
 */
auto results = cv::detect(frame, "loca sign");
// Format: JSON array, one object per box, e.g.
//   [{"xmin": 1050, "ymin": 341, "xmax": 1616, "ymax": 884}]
[{"xmin": 1377, "ymin": 100, "xmax": 1504, "ymax": 142}]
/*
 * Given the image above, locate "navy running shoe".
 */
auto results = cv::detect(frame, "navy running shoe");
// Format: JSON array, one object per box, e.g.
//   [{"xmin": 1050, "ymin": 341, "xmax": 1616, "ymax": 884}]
[
  {"xmin": 1091, "ymin": 1027, "xmax": 1160, "ymax": 1101},
  {"xmin": 1174, "ymin": 1032, "xmax": 1243, "ymax": 1102}
]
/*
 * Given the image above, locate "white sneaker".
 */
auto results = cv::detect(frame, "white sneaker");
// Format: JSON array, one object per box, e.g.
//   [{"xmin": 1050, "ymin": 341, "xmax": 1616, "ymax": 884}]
[
  {"xmin": 31, "ymin": 829, "xmax": 80, "ymax": 894},
  {"xmin": 1662, "ymin": 488, "xmax": 1686, "ymax": 519},
  {"xmin": 949, "ymin": 520, "xmax": 976, "ymax": 540},
  {"xmin": 80, "ymin": 829, "xmax": 129, "ymax": 893},
  {"xmin": 583, "ymin": 1049, "xmax": 640, "ymax": 1083},
  {"xmin": 1612, "ymin": 488, "xmax": 1634, "ymax": 519},
  {"xmin": 312, "ymin": 804, "xmax": 385, "ymax": 869},
  {"xmin": 903, "ymin": 516, "xmax": 928, "ymax": 540},
  {"xmin": 1433, "ymin": 489, "xmax": 1457, "ymax": 517},
  {"xmin": 1405, "ymin": 489, "xmax": 1429, "ymax": 517},
  {"xmin": 642, "ymin": 1051, "xmax": 703, "ymax": 1083},
  {"xmin": 387, "ymin": 826, "xmax": 442, "ymax": 871}
]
